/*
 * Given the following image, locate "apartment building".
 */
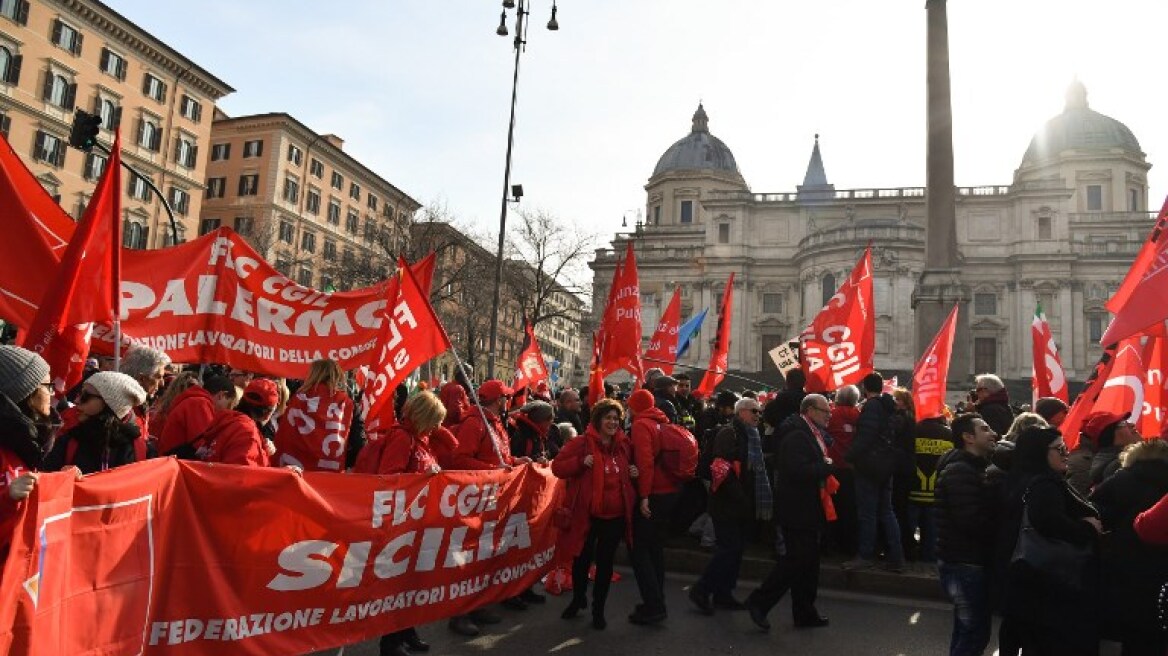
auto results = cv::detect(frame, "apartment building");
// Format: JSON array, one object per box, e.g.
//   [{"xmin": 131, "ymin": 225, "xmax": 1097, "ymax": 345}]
[
  {"xmin": 0, "ymin": 0, "xmax": 233, "ymax": 247},
  {"xmin": 200, "ymin": 112, "xmax": 420, "ymax": 291}
]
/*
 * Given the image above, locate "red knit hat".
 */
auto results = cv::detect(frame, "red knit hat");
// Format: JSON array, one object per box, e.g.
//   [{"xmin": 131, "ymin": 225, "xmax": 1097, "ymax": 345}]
[{"xmin": 627, "ymin": 389, "xmax": 655, "ymax": 414}]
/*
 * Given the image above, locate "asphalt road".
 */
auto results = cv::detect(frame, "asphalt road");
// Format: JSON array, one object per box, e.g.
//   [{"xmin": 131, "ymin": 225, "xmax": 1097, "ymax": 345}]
[{"xmin": 321, "ymin": 570, "xmax": 955, "ymax": 656}]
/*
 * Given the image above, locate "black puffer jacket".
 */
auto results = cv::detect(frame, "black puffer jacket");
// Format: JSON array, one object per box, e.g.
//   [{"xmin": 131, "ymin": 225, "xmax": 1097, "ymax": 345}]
[
  {"xmin": 0, "ymin": 395, "xmax": 47, "ymax": 471},
  {"xmin": 935, "ymin": 448, "xmax": 994, "ymax": 564},
  {"xmin": 43, "ymin": 411, "xmax": 141, "ymax": 474},
  {"xmin": 847, "ymin": 393, "xmax": 897, "ymax": 481},
  {"xmin": 1089, "ymin": 445, "xmax": 1122, "ymax": 490}
]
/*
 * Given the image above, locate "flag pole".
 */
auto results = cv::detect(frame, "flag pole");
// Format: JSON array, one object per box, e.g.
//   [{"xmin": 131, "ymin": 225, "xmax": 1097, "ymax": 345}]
[
  {"xmin": 640, "ymin": 355, "xmax": 775, "ymax": 389},
  {"xmin": 113, "ymin": 320, "xmax": 121, "ymax": 370},
  {"xmin": 448, "ymin": 346, "xmax": 506, "ymax": 466}
]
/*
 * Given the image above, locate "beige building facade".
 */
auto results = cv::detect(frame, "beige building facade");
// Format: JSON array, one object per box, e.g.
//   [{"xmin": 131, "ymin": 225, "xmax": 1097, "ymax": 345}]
[
  {"xmin": 0, "ymin": 0, "xmax": 232, "ymax": 246},
  {"xmin": 201, "ymin": 113, "xmax": 419, "ymax": 292}
]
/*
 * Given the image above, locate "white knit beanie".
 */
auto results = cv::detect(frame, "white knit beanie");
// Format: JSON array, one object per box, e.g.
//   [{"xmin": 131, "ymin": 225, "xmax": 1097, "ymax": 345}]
[{"xmin": 85, "ymin": 371, "xmax": 147, "ymax": 420}]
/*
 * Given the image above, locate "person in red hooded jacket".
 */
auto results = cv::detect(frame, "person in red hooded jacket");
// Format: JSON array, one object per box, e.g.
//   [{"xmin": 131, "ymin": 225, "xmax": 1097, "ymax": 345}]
[
  {"xmin": 203, "ymin": 379, "xmax": 279, "ymax": 467},
  {"xmin": 552, "ymin": 399, "xmax": 637, "ymax": 630},
  {"xmin": 274, "ymin": 359, "xmax": 354, "ymax": 472},
  {"xmin": 439, "ymin": 381, "xmax": 469, "ymax": 429},
  {"xmin": 626, "ymin": 388, "xmax": 680, "ymax": 625},
  {"xmin": 452, "ymin": 380, "xmax": 528, "ymax": 471},
  {"xmin": 157, "ymin": 375, "xmax": 239, "ymax": 458}
]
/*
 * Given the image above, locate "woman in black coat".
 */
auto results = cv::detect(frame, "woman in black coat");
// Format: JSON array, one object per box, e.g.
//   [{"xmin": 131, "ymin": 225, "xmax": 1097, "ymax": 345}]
[
  {"xmin": 1088, "ymin": 439, "xmax": 1168, "ymax": 656},
  {"xmin": 994, "ymin": 426, "xmax": 1102, "ymax": 656}
]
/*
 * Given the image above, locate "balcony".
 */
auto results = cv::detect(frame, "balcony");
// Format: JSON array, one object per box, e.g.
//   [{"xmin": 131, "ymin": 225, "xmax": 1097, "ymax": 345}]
[
  {"xmin": 798, "ymin": 221, "xmax": 925, "ymax": 252},
  {"xmin": 1067, "ymin": 211, "xmax": 1157, "ymax": 224}
]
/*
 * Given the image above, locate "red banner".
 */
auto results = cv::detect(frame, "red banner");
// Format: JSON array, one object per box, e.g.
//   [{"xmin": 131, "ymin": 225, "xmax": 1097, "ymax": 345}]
[
  {"xmin": 1031, "ymin": 302, "xmax": 1069, "ymax": 403},
  {"xmin": 0, "ymin": 460, "xmax": 561, "ymax": 655},
  {"xmin": 599, "ymin": 241, "xmax": 642, "ymax": 382},
  {"xmin": 1138, "ymin": 336, "xmax": 1168, "ymax": 437},
  {"xmin": 644, "ymin": 287, "xmax": 681, "ymax": 375},
  {"xmin": 800, "ymin": 247, "xmax": 875, "ymax": 392},
  {"xmin": 912, "ymin": 304, "xmax": 957, "ymax": 420},
  {"xmin": 513, "ymin": 320, "xmax": 549, "ymax": 391},
  {"xmin": 697, "ymin": 274, "xmax": 735, "ymax": 397}
]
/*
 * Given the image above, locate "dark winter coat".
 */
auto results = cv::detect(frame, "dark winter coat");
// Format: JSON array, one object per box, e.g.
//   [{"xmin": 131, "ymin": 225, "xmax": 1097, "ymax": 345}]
[
  {"xmin": 554, "ymin": 408, "xmax": 586, "ymax": 436},
  {"xmin": 934, "ymin": 448, "xmax": 994, "ymax": 565},
  {"xmin": 1088, "ymin": 458, "xmax": 1168, "ymax": 638},
  {"xmin": 1088, "ymin": 445, "xmax": 1122, "ymax": 490},
  {"xmin": 652, "ymin": 390, "xmax": 679, "ymax": 424},
  {"xmin": 909, "ymin": 417, "xmax": 952, "ymax": 505},
  {"xmin": 707, "ymin": 464, "xmax": 750, "ymax": 523},
  {"xmin": 847, "ymin": 393, "xmax": 898, "ymax": 482},
  {"xmin": 762, "ymin": 389, "xmax": 804, "ymax": 434},
  {"xmin": 773, "ymin": 414, "xmax": 833, "ymax": 530},
  {"xmin": 975, "ymin": 391, "xmax": 1015, "ymax": 437},
  {"xmin": 43, "ymin": 411, "xmax": 141, "ymax": 474},
  {"xmin": 508, "ymin": 413, "xmax": 559, "ymax": 460}
]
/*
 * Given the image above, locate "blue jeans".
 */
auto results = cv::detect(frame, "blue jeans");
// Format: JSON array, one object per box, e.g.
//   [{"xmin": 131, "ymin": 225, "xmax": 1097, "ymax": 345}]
[
  {"xmin": 856, "ymin": 476, "xmax": 905, "ymax": 563},
  {"xmin": 938, "ymin": 562, "xmax": 991, "ymax": 656},
  {"xmin": 906, "ymin": 504, "xmax": 937, "ymax": 562}
]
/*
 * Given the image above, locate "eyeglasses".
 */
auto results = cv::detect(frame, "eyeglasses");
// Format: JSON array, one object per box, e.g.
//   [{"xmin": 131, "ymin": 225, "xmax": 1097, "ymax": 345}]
[
  {"xmin": 39, "ymin": 382, "xmax": 53, "ymax": 392},
  {"xmin": 747, "ymin": 408, "xmax": 762, "ymax": 414},
  {"xmin": 1048, "ymin": 444, "xmax": 1069, "ymax": 455},
  {"xmin": 814, "ymin": 406, "xmax": 831, "ymax": 413}
]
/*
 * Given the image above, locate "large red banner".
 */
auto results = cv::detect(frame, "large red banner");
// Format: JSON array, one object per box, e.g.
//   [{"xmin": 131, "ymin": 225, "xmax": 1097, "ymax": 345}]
[
  {"xmin": 800, "ymin": 247, "xmax": 875, "ymax": 392},
  {"xmin": 0, "ymin": 460, "xmax": 561, "ymax": 655},
  {"xmin": 912, "ymin": 304, "xmax": 957, "ymax": 420}
]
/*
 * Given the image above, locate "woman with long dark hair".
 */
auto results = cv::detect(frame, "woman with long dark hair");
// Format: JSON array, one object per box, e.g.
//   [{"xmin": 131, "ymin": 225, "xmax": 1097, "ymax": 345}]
[
  {"xmin": 44, "ymin": 371, "xmax": 147, "ymax": 474},
  {"xmin": 0, "ymin": 347, "xmax": 58, "ymax": 558}
]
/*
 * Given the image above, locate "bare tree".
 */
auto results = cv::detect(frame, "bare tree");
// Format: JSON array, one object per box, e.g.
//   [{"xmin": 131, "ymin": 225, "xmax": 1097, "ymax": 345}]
[{"xmin": 507, "ymin": 207, "xmax": 595, "ymax": 328}]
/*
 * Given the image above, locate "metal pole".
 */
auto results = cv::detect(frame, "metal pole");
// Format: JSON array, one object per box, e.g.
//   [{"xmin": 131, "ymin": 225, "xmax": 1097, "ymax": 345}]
[
  {"xmin": 92, "ymin": 142, "xmax": 180, "ymax": 246},
  {"xmin": 639, "ymin": 355, "xmax": 776, "ymax": 390},
  {"xmin": 450, "ymin": 347, "xmax": 507, "ymax": 466},
  {"xmin": 113, "ymin": 320, "xmax": 121, "ymax": 371},
  {"xmin": 487, "ymin": 1, "xmax": 527, "ymax": 380}
]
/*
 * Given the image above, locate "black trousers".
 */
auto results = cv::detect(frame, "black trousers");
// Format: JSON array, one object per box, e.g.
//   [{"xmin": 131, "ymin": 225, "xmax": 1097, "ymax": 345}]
[
  {"xmin": 572, "ymin": 516, "xmax": 625, "ymax": 616},
  {"xmin": 748, "ymin": 526, "xmax": 821, "ymax": 621},
  {"xmin": 629, "ymin": 492, "xmax": 678, "ymax": 612}
]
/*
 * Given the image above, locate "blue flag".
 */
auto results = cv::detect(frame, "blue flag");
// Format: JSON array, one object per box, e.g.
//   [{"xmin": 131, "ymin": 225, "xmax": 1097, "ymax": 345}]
[{"xmin": 674, "ymin": 308, "xmax": 708, "ymax": 361}]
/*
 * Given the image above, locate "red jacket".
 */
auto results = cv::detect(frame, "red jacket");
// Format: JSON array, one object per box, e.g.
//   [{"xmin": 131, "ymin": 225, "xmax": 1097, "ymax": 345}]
[
  {"xmin": 157, "ymin": 387, "xmax": 217, "ymax": 456},
  {"xmin": 0, "ymin": 446, "xmax": 29, "ymax": 561},
  {"xmin": 826, "ymin": 405, "xmax": 861, "ymax": 468},
  {"xmin": 452, "ymin": 411, "xmax": 514, "ymax": 470},
  {"xmin": 439, "ymin": 384, "xmax": 469, "ymax": 429},
  {"xmin": 204, "ymin": 411, "xmax": 271, "ymax": 467},
  {"xmin": 1134, "ymin": 491, "xmax": 1168, "ymax": 546},
  {"xmin": 631, "ymin": 406, "xmax": 678, "ymax": 497},
  {"xmin": 551, "ymin": 426, "xmax": 635, "ymax": 562},
  {"xmin": 274, "ymin": 385, "xmax": 354, "ymax": 472},
  {"xmin": 361, "ymin": 424, "xmax": 440, "ymax": 475}
]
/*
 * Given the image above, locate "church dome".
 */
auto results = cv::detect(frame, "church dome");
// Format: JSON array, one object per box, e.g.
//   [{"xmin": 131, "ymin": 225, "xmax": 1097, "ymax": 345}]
[
  {"xmin": 1021, "ymin": 81, "xmax": 1143, "ymax": 167},
  {"xmin": 652, "ymin": 104, "xmax": 741, "ymax": 177}
]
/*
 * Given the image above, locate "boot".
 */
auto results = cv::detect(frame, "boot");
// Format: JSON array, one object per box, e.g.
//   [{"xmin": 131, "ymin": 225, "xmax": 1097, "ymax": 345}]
[{"xmin": 561, "ymin": 596, "xmax": 588, "ymax": 619}]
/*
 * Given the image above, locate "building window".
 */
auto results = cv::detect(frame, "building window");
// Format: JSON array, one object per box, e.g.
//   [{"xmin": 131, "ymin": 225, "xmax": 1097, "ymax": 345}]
[
  {"xmin": 242, "ymin": 140, "xmax": 263, "ymax": 158},
  {"xmin": 82, "ymin": 151, "xmax": 106, "ymax": 181},
  {"xmin": 174, "ymin": 136, "xmax": 197, "ymax": 168},
  {"xmin": 652, "ymin": 205, "xmax": 661, "ymax": 224},
  {"xmin": 1038, "ymin": 215, "xmax": 1052, "ymax": 240},
  {"xmin": 210, "ymin": 143, "xmax": 230, "ymax": 161},
  {"xmin": 717, "ymin": 223, "xmax": 730, "ymax": 243},
  {"xmin": 327, "ymin": 198, "xmax": 341, "ymax": 225},
  {"xmin": 169, "ymin": 187, "xmax": 190, "ymax": 215},
  {"xmin": 330, "ymin": 171, "xmax": 343, "ymax": 190},
  {"xmin": 142, "ymin": 73, "xmax": 166, "ymax": 102},
  {"xmin": 346, "ymin": 209, "xmax": 359, "ymax": 234},
  {"xmin": 136, "ymin": 117, "xmax": 161, "ymax": 151},
  {"xmin": 0, "ymin": 1, "xmax": 30, "ymax": 25},
  {"xmin": 282, "ymin": 176, "xmax": 299, "ymax": 203},
  {"xmin": 287, "ymin": 144, "xmax": 302, "ymax": 166},
  {"xmin": 206, "ymin": 177, "xmax": 226, "ymax": 199},
  {"xmin": 297, "ymin": 268, "xmax": 313, "ymax": 287},
  {"xmin": 238, "ymin": 174, "xmax": 259, "ymax": 196},
  {"xmin": 199, "ymin": 218, "xmax": 221, "ymax": 236},
  {"xmin": 127, "ymin": 173, "xmax": 150, "ymax": 201},
  {"xmin": 275, "ymin": 258, "xmax": 290, "ymax": 276},
  {"xmin": 974, "ymin": 337, "xmax": 998, "ymax": 374},
  {"xmin": 323, "ymin": 239, "xmax": 336, "ymax": 261},
  {"xmin": 974, "ymin": 292, "xmax": 997, "ymax": 315},
  {"xmin": 32, "ymin": 130, "xmax": 65, "ymax": 166},
  {"xmin": 363, "ymin": 220, "xmax": 377, "ymax": 243},
  {"xmin": 179, "ymin": 95, "xmax": 202, "ymax": 122},
  {"xmin": 300, "ymin": 231, "xmax": 316, "ymax": 253},
  {"xmin": 42, "ymin": 72, "xmax": 75, "ymax": 109},
  {"xmin": 349, "ymin": 182, "xmax": 361, "ymax": 201},
  {"xmin": 99, "ymin": 47, "xmax": 126, "ymax": 81},
  {"xmin": 680, "ymin": 200, "xmax": 693, "ymax": 223},
  {"xmin": 306, "ymin": 188, "xmax": 320, "ymax": 215},
  {"xmin": 278, "ymin": 220, "xmax": 294, "ymax": 244},
  {"xmin": 821, "ymin": 273, "xmax": 836, "ymax": 307},
  {"xmin": 0, "ymin": 111, "xmax": 12, "ymax": 138},
  {"xmin": 51, "ymin": 19, "xmax": 83, "ymax": 56},
  {"xmin": 1088, "ymin": 315, "xmax": 1104, "ymax": 343},
  {"xmin": 233, "ymin": 216, "xmax": 253, "ymax": 235},
  {"xmin": 123, "ymin": 222, "xmax": 147, "ymax": 249},
  {"xmin": 1129, "ymin": 189, "xmax": 1140, "ymax": 212},
  {"xmin": 367, "ymin": 194, "xmax": 378, "ymax": 211},
  {"xmin": 0, "ymin": 46, "xmax": 21, "ymax": 85},
  {"xmin": 342, "ymin": 247, "xmax": 353, "ymax": 264},
  {"xmin": 1086, "ymin": 184, "xmax": 1103, "ymax": 211},
  {"xmin": 762, "ymin": 293, "xmax": 785, "ymax": 314},
  {"xmin": 96, "ymin": 98, "xmax": 120, "ymax": 130},
  {"xmin": 309, "ymin": 158, "xmax": 323, "ymax": 178}
]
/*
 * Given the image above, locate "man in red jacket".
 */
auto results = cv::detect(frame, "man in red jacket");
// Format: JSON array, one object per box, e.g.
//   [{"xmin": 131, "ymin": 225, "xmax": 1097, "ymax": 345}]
[
  {"xmin": 157, "ymin": 376, "xmax": 239, "ymax": 458},
  {"xmin": 627, "ymin": 388, "xmax": 680, "ymax": 625},
  {"xmin": 452, "ymin": 380, "xmax": 529, "ymax": 471}
]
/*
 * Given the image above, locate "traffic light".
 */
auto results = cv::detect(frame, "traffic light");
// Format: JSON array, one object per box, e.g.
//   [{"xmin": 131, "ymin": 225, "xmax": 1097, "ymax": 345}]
[{"xmin": 68, "ymin": 110, "xmax": 102, "ymax": 151}]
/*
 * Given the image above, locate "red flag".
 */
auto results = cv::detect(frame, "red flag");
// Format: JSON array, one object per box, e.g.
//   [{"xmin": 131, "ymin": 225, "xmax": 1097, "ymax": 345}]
[
  {"xmin": 1138, "ymin": 335, "xmax": 1168, "ymax": 437},
  {"xmin": 1060, "ymin": 343, "xmax": 1118, "ymax": 450},
  {"xmin": 361, "ymin": 257, "xmax": 452, "ymax": 431},
  {"xmin": 1031, "ymin": 302, "xmax": 1069, "ymax": 403},
  {"xmin": 588, "ymin": 331, "xmax": 605, "ymax": 406},
  {"xmin": 696, "ymin": 273, "xmax": 735, "ymax": 397},
  {"xmin": 800, "ymin": 246, "xmax": 875, "ymax": 392},
  {"xmin": 1100, "ymin": 197, "xmax": 1168, "ymax": 344},
  {"xmin": 599, "ymin": 241, "xmax": 642, "ymax": 381},
  {"xmin": 1090, "ymin": 337, "xmax": 1146, "ymax": 427},
  {"xmin": 21, "ymin": 131, "xmax": 123, "ymax": 394},
  {"xmin": 514, "ymin": 319, "xmax": 549, "ymax": 390},
  {"xmin": 643, "ymin": 286, "xmax": 682, "ymax": 375},
  {"xmin": 912, "ymin": 304, "xmax": 958, "ymax": 419}
]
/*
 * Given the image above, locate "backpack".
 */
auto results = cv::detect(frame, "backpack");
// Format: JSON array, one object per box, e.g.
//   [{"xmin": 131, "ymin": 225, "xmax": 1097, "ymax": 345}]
[
  {"xmin": 656, "ymin": 422, "xmax": 699, "ymax": 482},
  {"xmin": 352, "ymin": 435, "xmax": 388, "ymax": 474}
]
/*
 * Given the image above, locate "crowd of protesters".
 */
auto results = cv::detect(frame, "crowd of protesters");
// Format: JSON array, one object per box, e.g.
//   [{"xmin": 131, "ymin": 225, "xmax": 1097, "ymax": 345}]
[{"xmin": 0, "ymin": 343, "xmax": 1166, "ymax": 656}]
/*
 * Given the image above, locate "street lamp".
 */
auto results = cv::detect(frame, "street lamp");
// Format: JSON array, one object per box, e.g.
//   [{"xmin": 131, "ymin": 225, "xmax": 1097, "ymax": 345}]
[{"xmin": 486, "ymin": 0, "xmax": 560, "ymax": 379}]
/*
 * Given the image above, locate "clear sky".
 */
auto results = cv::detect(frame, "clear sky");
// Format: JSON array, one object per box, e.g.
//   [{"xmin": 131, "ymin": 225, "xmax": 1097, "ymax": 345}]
[{"xmin": 111, "ymin": 0, "xmax": 1167, "ymax": 245}]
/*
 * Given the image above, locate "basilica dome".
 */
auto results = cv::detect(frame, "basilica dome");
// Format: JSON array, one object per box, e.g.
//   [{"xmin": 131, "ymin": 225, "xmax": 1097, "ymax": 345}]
[
  {"xmin": 1021, "ymin": 81, "xmax": 1143, "ymax": 167},
  {"xmin": 652, "ymin": 104, "xmax": 742, "ymax": 177}
]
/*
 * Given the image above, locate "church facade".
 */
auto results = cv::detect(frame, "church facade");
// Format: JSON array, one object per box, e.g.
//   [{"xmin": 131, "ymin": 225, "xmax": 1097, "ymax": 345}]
[{"xmin": 589, "ymin": 82, "xmax": 1155, "ymax": 391}]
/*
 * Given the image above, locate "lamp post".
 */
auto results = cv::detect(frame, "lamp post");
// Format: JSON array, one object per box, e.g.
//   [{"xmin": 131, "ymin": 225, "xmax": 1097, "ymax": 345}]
[{"xmin": 486, "ymin": 0, "xmax": 559, "ymax": 380}]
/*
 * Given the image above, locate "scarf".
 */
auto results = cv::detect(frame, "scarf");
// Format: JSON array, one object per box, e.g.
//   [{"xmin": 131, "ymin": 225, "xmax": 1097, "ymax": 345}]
[
  {"xmin": 745, "ymin": 423, "xmax": 773, "ymax": 521},
  {"xmin": 804, "ymin": 416, "xmax": 840, "ymax": 522}
]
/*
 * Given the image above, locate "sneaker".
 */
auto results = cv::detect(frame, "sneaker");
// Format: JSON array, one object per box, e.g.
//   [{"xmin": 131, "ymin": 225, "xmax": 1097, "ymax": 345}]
[
  {"xmin": 687, "ymin": 586, "xmax": 714, "ymax": 615},
  {"xmin": 841, "ymin": 558, "xmax": 875, "ymax": 571},
  {"xmin": 448, "ymin": 616, "xmax": 480, "ymax": 637},
  {"xmin": 468, "ymin": 607, "xmax": 503, "ymax": 624}
]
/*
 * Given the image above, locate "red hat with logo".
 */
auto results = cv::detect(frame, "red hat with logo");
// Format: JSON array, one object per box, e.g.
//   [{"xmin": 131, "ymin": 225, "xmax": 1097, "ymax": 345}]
[
  {"xmin": 1082, "ymin": 410, "xmax": 1130, "ymax": 442},
  {"xmin": 478, "ymin": 379, "xmax": 514, "ymax": 403},
  {"xmin": 243, "ymin": 378, "xmax": 279, "ymax": 408}
]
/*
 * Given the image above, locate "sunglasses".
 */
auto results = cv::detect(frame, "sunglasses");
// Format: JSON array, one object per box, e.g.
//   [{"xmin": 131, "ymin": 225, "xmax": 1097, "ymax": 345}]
[
  {"xmin": 746, "ymin": 408, "xmax": 762, "ymax": 414},
  {"xmin": 78, "ymin": 390, "xmax": 99, "ymax": 403}
]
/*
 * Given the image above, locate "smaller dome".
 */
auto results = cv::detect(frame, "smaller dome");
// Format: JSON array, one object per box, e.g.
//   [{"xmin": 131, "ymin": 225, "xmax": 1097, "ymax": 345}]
[
  {"xmin": 1021, "ymin": 81, "xmax": 1143, "ymax": 167},
  {"xmin": 652, "ymin": 104, "xmax": 741, "ymax": 177}
]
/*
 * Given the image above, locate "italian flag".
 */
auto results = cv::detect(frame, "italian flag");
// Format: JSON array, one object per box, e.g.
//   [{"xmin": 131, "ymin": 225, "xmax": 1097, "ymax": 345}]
[{"xmin": 1031, "ymin": 302, "xmax": 1068, "ymax": 403}]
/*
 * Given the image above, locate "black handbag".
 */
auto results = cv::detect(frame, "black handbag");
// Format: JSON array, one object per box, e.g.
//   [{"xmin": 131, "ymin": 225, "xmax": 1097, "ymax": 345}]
[{"xmin": 1010, "ymin": 485, "xmax": 1093, "ymax": 590}]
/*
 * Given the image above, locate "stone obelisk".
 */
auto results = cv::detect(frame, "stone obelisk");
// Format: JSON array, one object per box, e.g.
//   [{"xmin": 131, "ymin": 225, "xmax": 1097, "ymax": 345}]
[{"xmin": 914, "ymin": 0, "xmax": 971, "ymax": 383}]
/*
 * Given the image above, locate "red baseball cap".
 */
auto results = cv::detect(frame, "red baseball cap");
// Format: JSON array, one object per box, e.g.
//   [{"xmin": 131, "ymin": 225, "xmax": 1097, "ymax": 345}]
[
  {"xmin": 243, "ymin": 378, "xmax": 279, "ymax": 408},
  {"xmin": 477, "ymin": 379, "xmax": 514, "ymax": 403},
  {"xmin": 1082, "ymin": 410, "xmax": 1130, "ymax": 442}
]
